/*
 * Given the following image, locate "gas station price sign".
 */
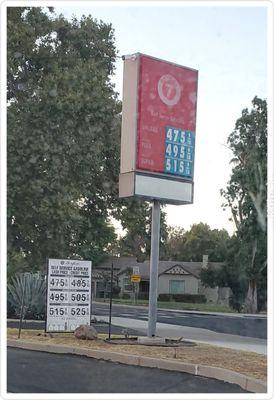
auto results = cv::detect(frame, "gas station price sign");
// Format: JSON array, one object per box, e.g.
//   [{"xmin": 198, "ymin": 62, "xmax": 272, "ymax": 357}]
[
  {"xmin": 46, "ymin": 259, "xmax": 92, "ymax": 332},
  {"xmin": 165, "ymin": 127, "xmax": 195, "ymax": 177},
  {"xmin": 119, "ymin": 53, "xmax": 198, "ymax": 204}
]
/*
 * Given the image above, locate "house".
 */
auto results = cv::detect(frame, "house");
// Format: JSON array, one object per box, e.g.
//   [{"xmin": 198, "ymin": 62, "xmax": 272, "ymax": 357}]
[
  {"xmin": 91, "ymin": 257, "xmax": 135, "ymax": 299},
  {"xmin": 119, "ymin": 261, "xmax": 201, "ymax": 297},
  {"xmin": 93, "ymin": 256, "xmax": 231, "ymax": 304}
]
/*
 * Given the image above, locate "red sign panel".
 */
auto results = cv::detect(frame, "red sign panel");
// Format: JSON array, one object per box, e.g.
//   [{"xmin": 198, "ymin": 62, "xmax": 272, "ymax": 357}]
[{"xmin": 136, "ymin": 55, "xmax": 198, "ymax": 178}]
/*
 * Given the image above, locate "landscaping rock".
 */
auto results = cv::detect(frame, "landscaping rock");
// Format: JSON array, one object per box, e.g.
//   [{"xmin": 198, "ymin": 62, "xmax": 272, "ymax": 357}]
[{"xmin": 74, "ymin": 325, "xmax": 98, "ymax": 340}]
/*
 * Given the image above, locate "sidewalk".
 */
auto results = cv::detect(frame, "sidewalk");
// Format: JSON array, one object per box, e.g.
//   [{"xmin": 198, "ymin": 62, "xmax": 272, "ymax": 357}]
[{"xmin": 96, "ymin": 315, "xmax": 267, "ymax": 355}]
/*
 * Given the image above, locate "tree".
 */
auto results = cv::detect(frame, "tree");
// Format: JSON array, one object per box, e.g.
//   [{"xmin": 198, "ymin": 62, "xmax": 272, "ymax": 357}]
[
  {"xmin": 164, "ymin": 226, "xmax": 185, "ymax": 260},
  {"xmin": 200, "ymin": 235, "xmax": 249, "ymax": 312},
  {"xmin": 97, "ymin": 270, "xmax": 120, "ymax": 301},
  {"xmin": 165, "ymin": 223, "xmax": 230, "ymax": 262},
  {"xmin": 113, "ymin": 199, "xmax": 168, "ymax": 262},
  {"xmin": 7, "ymin": 8, "xmax": 121, "ymax": 272},
  {"xmin": 219, "ymin": 97, "xmax": 267, "ymax": 312}
]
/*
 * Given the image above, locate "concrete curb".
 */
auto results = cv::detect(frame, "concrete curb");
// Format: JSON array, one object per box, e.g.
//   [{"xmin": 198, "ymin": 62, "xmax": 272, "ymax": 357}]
[{"xmin": 8, "ymin": 339, "xmax": 267, "ymax": 393}]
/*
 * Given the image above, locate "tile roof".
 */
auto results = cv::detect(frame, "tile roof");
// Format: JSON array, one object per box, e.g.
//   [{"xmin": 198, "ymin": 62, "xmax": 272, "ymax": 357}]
[{"xmin": 94, "ymin": 256, "xmax": 223, "ymax": 279}]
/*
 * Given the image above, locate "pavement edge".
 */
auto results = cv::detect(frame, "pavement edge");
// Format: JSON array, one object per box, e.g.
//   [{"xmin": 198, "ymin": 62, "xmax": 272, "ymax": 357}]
[{"xmin": 7, "ymin": 339, "xmax": 267, "ymax": 393}]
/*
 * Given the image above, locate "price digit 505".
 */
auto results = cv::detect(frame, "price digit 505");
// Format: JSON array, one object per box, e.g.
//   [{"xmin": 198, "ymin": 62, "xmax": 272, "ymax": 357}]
[{"xmin": 71, "ymin": 293, "xmax": 88, "ymax": 302}]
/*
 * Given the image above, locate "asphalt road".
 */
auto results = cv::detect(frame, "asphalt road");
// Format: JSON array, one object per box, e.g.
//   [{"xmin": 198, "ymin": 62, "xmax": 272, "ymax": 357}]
[
  {"xmin": 93, "ymin": 303, "xmax": 267, "ymax": 339},
  {"xmin": 7, "ymin": 348, "xmax": 248, "ymax": 393}
]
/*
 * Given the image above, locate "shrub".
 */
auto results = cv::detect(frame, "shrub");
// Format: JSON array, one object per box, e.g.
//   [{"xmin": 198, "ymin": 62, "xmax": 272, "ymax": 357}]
[
  {"xmin": 172, "ymin": 294, "xmax": 206, "ymax": 303},
  {"xmin": 121, "ymin": 293, "xmax": 131, "ymax": 299},
  {"xmin": 138, "ymin": 292, "xmax": 149, "ymax": 300},
  {"xmin": 7, "ymin": 299, "xmax": 16, "ymax": 318},
  {"xmin": 229, "ymin": 295, "xmax": 243, "ymax": 313},
  {"xmin": 158, "ymin": 294, "xmax": 173, "ymax": 302},
  {"xmin": 7, "ymin": 272, "xmax": 46, "ymax": 319},
  {"xmin": 158, "ymin": 293, "xmax": 207, "ymax": 303},
  {"xmin": 112, "ymin": 285, "xmax": 121, "ymax": 296},
  {"xmin": 96, "ymin": 290, "xmax": 105, "ymax": 298}
]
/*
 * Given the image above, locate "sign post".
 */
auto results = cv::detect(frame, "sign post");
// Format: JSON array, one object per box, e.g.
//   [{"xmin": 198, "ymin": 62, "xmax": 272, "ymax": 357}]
[
  {"xmin": 148, "ymin": 200, "xmax": 161, "ymax": 337},
  {"xmin": 108, "ymin": 263, "xmax": 114, "ymax": 340},
  {"xmin": 119, "ymin": 53, "xmax": 198, "ymax": 339}
]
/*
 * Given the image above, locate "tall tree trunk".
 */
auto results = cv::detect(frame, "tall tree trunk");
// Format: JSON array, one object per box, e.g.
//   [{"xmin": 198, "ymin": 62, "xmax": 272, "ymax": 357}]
[
  {"xmin": 245, "ymin": 278, "xmax": 258, "ymax": 313},
  {"xmin": 244, "ymin": 238, "xmax": 258, "ymax": 313}
]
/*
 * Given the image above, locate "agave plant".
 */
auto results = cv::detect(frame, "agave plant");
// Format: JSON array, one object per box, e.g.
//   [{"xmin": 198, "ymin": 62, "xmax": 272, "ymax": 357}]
[{"xmin": 7, "ymin": 272, "xmax": 47, "ymax": 320}]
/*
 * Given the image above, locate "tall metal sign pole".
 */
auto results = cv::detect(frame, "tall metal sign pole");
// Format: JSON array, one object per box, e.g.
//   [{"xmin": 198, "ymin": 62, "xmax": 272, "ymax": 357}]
[
  {"xmin": 148, "ymin": 200, "xmax": 161, "ymax": 337},
  {"xmin": 119, "ymin": 53, "xmax": 198, "ymax": 338}
]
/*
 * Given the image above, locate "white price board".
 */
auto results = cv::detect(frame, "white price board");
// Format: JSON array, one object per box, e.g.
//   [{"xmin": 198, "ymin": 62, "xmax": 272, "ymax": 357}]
[{"xmin": 46, "ymin": 259, "xmax": 92, "ymax": 332}]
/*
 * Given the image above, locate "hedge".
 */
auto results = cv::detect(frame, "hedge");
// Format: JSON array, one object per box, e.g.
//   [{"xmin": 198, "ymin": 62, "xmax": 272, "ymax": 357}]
[
  {"xmin": 121, "ymin": 293, "xmax": 131, "ymax": 299},
  {"xmin": 158, "ymin": 293, "xmax": 207, "ymax": 303},
  {"xmin": 138, "ymin": 292, "xmax": 149, "ymax": 300}
]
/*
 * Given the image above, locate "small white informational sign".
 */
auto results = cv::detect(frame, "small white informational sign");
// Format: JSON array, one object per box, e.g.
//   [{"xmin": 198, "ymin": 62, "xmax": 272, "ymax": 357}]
[
  {"xmin": 132, "ymin": 266, "xmax": 140, "ymax": 275},
  {"xmin": 46, "ymin": 259, "xmax": 92, "ymax": 332}
]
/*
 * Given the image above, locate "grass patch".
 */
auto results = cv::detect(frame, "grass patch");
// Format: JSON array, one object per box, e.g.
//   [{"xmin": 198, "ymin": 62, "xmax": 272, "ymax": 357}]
[
  {"xmin": 96, "ymin": 299, "xmax": 233, "ymax": 313},
  {"xmin": 158, "ymin": 301, "xmax": 233, "ymax": 313},
  {"xmin": 7, "ymin": 328, "xmax": 266, "ymax": 381}
]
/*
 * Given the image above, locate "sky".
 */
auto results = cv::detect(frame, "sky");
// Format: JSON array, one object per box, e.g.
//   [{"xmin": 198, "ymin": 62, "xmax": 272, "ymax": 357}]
[{"xmin": 55, "ymin": 2, "xmax": 268, "ymax": 235}]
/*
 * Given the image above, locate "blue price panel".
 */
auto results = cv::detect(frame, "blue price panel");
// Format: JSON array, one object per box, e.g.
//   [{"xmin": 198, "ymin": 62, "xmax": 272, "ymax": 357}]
[{"xmin": 164, "ymin": 127, "xmax": 195, "ymax": 178}]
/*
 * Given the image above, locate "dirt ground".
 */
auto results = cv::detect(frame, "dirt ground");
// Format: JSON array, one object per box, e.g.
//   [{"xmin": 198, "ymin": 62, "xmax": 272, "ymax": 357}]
[{"xmin": 7, "ymin": 328, "xmax": 267, "ymax": 381}]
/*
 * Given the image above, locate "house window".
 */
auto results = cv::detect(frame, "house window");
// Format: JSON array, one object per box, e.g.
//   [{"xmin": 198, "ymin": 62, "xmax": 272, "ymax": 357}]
[
  {"xmin": 169, "ymin": 280, "xmax": 185, "ymax": 294},
  {"xmin": 123, "ymin": 277, "xmax": 133, "ymax": 292}
]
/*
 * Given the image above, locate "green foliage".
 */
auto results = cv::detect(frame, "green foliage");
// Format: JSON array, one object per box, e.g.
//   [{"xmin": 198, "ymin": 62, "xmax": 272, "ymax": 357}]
[
  {"xmin": 163, "ymin": 226, "xmax": 185, "ymax": 260},
  {"xmin": 138, "ymin": 292, "xmax": 149, "ymax": 300},
  {"xmin": 158, "ymin": 293, "xmax": 206, "ymax": 303},
  {"xmin": 202, "ymin": 97, "xmax": 267, "ymax": 313},
  {"xmin": 221, "ymin": 97, "xmax": 267, "ymax": 233},
  {"xmin": 97, "ymin": 270, "xmax": 120, "ymax": 299},
  {"xmin": 7, "ymin": 7, "xmax": 168, "ymax": 277},
  {"xmin": 7, "ymin": 250, "xmax": 30, "ymax": 280},
  {"xmin": 121, "ymin": 293, "xmax": 130, "ymax": 300},
  {"xmin": 7, "ymin": 7, "xmax": 121, "ymax": 270},
  {"xmin": 201, "ymin": 235, "xmax": 248, "ymax": 311},
  {"xmin": 113, "ymin": 200, "xmax": 168, "ymax": 262},
  {"xmin": 112, "ymin": 285, "xmax": 121, "ymax": 296},
  {"xmin": 7, "ymin": 272, "xmax": 46, "ymax": 319},
  {"xmin": 165, "ymin": 223, "xmax": 230, "ymax": 262}
]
